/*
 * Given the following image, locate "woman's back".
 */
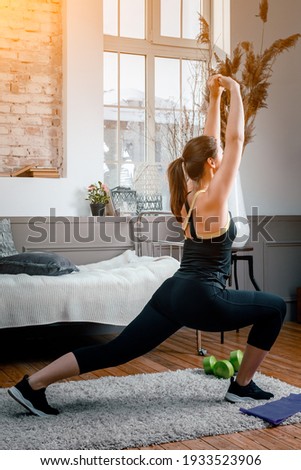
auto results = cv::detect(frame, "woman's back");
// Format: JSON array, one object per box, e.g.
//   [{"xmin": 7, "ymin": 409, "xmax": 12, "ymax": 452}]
[{"xmin": 175, "ymin": 210, "xmax": 237, "ymax": 288}]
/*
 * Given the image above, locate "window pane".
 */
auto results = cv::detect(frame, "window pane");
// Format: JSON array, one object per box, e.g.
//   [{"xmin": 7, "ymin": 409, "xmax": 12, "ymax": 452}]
[
  {"xmin": 120, "ymin": 109, "xmax": 145, "ymax": 160},
  {"xmin": 120, "ymin": 0, "xmax": 145, "ymax": 39},
  {"xmin": 155, "ymin": 57, "xmax": 180, "ymax": 109},
  {"xmin": 103, "ymin": 0, "xmax": 118, "ymax": 36},
  {"xmin": 104, "ymin": 163, "xmax": 119, "ymax": 190},
  {"xmin": 160, "ymin": 0, "xmax": 180, "ymax": 38},
  {"xmin": 104, "ymin": 52, "xmax": 118, "ymax": 105},
  {"xmin": 183, "ymin": 110, "xmax": 205, "ymax": 139},
  {"xmin": 155, "ymin": 110, "xmax": 181, "ymax": 163},
  {"xmin": 120, "ymin": 108, "xmax": 145, "ymax": 187},
  {"xmin": 104, "ymin": 107, "xmax": 118, "ymax": 164},
  {"xmin": 182, "ymin": 60, "xmax": 204, "ymax": 109},
  {"xmin": 183, "ymin": 0, "xmax": 201, "ymax": 39},
  {"xmin": 120, "ymin": 54, "xmax": 145, "ymax": 107}
]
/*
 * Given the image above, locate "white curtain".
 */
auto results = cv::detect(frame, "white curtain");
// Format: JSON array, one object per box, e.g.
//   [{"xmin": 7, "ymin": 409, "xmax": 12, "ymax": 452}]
[{"xmin": 228, "ymin": 172, "xmax": 250, "ymax": 248}]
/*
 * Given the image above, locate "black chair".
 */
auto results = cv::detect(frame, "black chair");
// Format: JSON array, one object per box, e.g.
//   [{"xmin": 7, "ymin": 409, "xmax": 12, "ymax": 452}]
[{"xmin": 218, "ymin": 246, "xmax": 261, "ymax": 344}]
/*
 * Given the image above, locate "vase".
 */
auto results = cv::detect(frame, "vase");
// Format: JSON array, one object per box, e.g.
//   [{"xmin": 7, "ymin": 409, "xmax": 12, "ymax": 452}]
[{"xmin": 90, "ymin": 203, "xmax": 106, "ymax": 216}]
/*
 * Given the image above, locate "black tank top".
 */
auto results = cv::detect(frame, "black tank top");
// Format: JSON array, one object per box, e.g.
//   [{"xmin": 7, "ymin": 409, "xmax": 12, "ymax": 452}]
[{"xmin": 174, "ymin": 201, "xmax": 237, "ymax": 288}]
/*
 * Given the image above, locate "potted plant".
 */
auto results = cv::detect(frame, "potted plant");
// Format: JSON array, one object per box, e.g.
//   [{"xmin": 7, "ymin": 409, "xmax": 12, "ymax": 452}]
[{"xmin": 86, "ymin": 181, "xmax": 110, "ymax": 216}]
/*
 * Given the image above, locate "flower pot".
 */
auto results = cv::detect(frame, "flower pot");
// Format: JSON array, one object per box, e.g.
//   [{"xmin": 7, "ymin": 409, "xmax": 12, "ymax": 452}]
[{"xmin": 90, "ymin": 203, "xmax": 106, "ymax": 216}]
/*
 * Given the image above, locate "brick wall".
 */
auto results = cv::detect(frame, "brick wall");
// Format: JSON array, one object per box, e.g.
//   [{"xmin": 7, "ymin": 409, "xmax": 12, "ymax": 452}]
[{"xmin": 0, "ymin": 0, "xmax": 63, "ymax": 175}]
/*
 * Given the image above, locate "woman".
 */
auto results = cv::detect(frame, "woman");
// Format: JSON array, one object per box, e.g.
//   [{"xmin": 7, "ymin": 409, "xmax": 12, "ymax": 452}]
[{"xmin": 8, "ymin": 75, "xmax": 286, "ymax": 416}]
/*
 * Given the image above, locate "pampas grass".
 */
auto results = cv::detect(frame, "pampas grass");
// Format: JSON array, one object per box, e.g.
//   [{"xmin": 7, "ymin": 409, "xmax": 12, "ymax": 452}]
[
  {"xmin": 257, "ymin": 0, "xmax": 269, "ymax": 23},
  {"xmin": 197, "ymin": 0, "xmax": 301, "ymax": 149}
]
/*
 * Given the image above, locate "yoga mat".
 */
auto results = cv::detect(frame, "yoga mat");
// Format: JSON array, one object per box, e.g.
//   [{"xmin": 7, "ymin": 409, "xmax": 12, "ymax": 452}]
[{"xmin": 240, "ymin": 393, "xmax": 301, "ymax": 425}]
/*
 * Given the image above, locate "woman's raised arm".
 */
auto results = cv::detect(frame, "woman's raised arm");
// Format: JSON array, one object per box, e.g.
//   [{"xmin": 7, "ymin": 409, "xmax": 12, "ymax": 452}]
[
  {"xmin": 208, "ymin": 76, "xmax": 244, "ymax": 204},
  {"xmin": 203, "ymin": 74, "xmax": 224, "ymax": 143}
]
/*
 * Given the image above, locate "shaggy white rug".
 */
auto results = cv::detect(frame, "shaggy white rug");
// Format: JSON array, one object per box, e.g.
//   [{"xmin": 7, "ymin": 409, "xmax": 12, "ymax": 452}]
[{"xmin": 1, "ymin": 369, "xmax": 301, "ymax": 450}]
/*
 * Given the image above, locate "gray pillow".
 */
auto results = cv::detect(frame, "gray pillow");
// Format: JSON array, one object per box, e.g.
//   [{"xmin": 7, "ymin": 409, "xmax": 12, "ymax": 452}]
[
  {"xmin": 0, "ymin": 218, "xmax": 18, "ymax": 258},
  {"xmin": 0, "ymin": 252, "xmax": 79, "ymax": 276}
]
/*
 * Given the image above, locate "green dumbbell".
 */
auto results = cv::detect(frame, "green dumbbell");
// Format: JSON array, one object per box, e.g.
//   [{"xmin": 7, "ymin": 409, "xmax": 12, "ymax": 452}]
[
  {"xmin": 203, "ymin": 355, "xmax": 217, "ymax": 374},
  {"xmin": 229, "ymin": 349, "xmax": 244, "ymax": 372},
  {"xmin": 213, "ymin": 359, "xmax": 235, "ymax": 379}
]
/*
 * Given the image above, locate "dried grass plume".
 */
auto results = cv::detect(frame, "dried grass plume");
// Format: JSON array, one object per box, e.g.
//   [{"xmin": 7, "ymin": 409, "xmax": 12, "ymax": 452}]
[{"xmin": 197, "ymin": 0, "xmax": 301, "ymax": 150}]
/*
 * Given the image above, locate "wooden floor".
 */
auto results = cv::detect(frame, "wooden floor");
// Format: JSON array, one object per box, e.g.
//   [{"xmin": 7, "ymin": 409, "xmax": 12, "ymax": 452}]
[{"xmin": 1, "ymin": 321, "xmax": 301, "ymax": 450}]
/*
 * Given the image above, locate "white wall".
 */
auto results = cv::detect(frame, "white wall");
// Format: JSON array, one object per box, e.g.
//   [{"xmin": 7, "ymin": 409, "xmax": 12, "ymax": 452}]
[
  {"xmin": 231, "ymin": 0, "xmax": 301, "ymax": 215},
  {"xmin": 0, "ymin": 0, "xmax": 104, "ymax": 217}
]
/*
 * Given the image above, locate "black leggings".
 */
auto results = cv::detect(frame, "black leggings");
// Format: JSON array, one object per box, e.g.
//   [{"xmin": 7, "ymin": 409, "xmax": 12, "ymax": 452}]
[{"xmin": 73, "ymin": 276, "xmax": 286, "ymax": 374}]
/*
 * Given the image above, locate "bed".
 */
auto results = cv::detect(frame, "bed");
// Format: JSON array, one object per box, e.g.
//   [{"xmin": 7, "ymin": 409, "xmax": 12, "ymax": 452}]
[{"xmin": 0, "ymin": 249, "xmax": 180, "ymax": 330}]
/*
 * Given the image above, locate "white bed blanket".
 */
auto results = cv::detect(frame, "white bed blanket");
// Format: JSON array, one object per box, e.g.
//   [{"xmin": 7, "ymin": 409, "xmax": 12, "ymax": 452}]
[{"xmin": 0, "ymin": 250, "xmax": 180, "ymax": 329}]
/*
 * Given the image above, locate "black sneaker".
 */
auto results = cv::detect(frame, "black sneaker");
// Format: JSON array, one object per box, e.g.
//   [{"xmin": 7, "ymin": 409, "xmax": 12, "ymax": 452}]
[
  {"xmin": 8, "ymin": 375, "xmax": 59, "ymax": 417},
  {"xmin": 225, "ymin": 376, "xmax": 274, "ymax": 403}
]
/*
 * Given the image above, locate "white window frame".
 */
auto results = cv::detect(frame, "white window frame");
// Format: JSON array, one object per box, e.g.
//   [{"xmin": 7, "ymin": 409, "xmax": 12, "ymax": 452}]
[
  {"xmin": 103, "ymin": 0, "xmax": 230, "ymax": 183},
  {"xmin": 151, "ymin": 0, "xmax": 211, "ymax": 48}
]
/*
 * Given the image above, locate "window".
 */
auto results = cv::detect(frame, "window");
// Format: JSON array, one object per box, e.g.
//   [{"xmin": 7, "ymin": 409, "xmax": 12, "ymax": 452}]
[{"xmin": 103, "ymin": 0, "xmax": 211, "ymax": 193}]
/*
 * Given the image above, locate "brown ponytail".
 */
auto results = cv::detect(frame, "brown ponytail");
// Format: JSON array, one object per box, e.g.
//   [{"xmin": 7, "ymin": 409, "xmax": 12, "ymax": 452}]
[
  {"xmin": 167, "ymin": 157, "xmax": 187, "ymax": 223},
  {"xmin": 167, "ymin": 135, "xmax": 218, "ymax": 222}
]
